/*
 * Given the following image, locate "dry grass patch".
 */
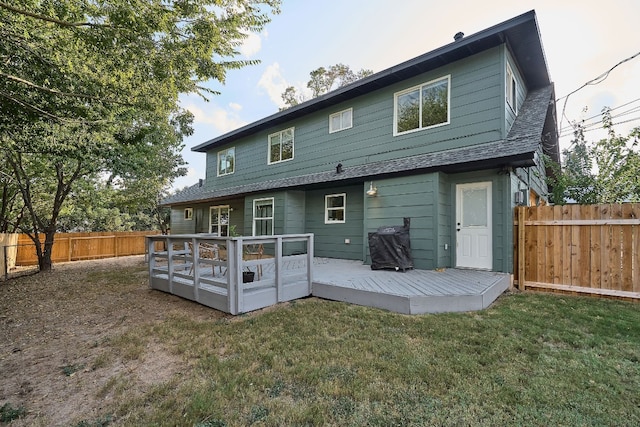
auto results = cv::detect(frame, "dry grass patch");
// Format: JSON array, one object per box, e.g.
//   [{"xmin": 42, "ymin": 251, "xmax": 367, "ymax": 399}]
[{"xmin": 1, "ymin": 256, "xmax": 640, "ymax": 426}]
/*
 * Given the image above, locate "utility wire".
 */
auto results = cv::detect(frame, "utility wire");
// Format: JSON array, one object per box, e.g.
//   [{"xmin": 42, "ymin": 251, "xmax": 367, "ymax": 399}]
[
  {"xmin": 559, "ymin": 105, "xmax": 640, "ymax": 134},
  {"xmin": 557, "ymin": 50, "xmax": 640, "ymax": 136},
  {"xmin": 558, "ymin": 97, "xmax": 640, "ymax": 132},
  {"xmin": 559, "ymin": 115, "xmax": 640, "ymax": 139}
]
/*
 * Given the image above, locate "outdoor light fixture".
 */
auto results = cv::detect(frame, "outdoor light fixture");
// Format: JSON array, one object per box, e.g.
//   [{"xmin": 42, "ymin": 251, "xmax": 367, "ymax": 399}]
[{"xmin": 366, "ymin": 182, "xmax": 378, "ymax": 196}]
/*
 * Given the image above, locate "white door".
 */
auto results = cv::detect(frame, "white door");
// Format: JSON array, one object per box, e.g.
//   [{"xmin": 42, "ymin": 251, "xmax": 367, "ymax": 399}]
[{"xmin": 456, "ymin": 182, "xmax": 492, "ymax": 270}]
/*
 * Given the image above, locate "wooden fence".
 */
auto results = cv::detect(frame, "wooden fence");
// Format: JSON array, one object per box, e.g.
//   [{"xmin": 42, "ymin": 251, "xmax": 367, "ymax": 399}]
[
  {"xmin": 515, "ymin": 204, "xmax": 639, "ymax": 300},
  {"xmin": 14, "ymin": 231, "xmax": 161, "ymax": 266}
]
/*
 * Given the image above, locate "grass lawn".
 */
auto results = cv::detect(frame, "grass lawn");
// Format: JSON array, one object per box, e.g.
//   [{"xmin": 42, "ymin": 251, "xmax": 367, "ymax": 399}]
[
  {"xmin": 1, "ymin": 258, "xmax": 639, "ymax": 426},
  {"xmin": 117, "ymin": 294, "xmax": 640, "ymax": 425}
]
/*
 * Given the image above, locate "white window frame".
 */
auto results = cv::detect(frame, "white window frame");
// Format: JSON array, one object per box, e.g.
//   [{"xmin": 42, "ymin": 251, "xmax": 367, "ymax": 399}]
[
  {"xmin": 217, "ymin": 147, "xmax": 235, "ymax": 176},
  {"xmin": 329, "ymin": 108, "xmax": 353, "ymax": 133},
  {"xmin": 325, "ymin": 193, "xmax": 346, "ymax": 224},
  {"xmin": 393, "ymin": 75, "xmax": 451, "ymax": 136},
  {"xmin": 209, "ymin": 205, "xmax": 230, "ymax": 236},
  {"xmin": 268, "ymin": 127, "xmax": 294, "ymax": 165},
  {"xmin": 252, "ymin": 198, "xmax": 274, "ymax": 236},
  {"xmin": 184, "ymin": 208, "xmax": 193, "ymax": 221},
  {"xmin": 506, "ymin": 63, "xmax": 518, "ymax": 113}
]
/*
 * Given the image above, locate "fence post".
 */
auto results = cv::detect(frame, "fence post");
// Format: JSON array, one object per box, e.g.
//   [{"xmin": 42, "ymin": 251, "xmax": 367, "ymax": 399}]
[
  {"xmin": 518, "ymin": 206, "xmax": 526, "ymax": 291},
  {"xmin": 2, "ymin": 245, "xmax": 6, "ymax": 281}
]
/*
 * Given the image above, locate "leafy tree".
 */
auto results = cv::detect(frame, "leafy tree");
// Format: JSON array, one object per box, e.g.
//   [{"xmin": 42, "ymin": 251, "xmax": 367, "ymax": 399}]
[
  {"xmin": 281, "ymin": 63, "xmax": 373, "ymax": 109},
  {"xmin": 546, "ymin": 108, "xmax": 640, "ymax": 204},
  {"xmin": 0, "ymin": 163, "xmax": 25, "ymax": 233},
  {"xmin": 0, "ymin": 0, "xmax": 281, "ymax": 271}
]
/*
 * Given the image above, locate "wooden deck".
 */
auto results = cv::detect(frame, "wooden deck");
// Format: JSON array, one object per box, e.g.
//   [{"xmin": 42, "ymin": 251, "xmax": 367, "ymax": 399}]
[
  {"xmin": 310, "ymin": 259, "xmax": 511, "ymax": 314},
  {"xmin": 146, "ymin": 234, "xmax": 511, "ymax": 315}
]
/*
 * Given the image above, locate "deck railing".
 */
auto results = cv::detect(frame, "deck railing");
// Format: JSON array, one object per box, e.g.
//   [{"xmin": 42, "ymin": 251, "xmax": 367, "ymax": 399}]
[{"xmin": 146, "ymin": 233, "xmax": 314, "ymax": 314}]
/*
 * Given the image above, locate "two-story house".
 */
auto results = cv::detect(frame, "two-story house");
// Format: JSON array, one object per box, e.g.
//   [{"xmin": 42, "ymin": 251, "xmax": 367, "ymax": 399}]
[{"xmin": 162, "ymin": 10, "xmax": 559, "ymax": 274}]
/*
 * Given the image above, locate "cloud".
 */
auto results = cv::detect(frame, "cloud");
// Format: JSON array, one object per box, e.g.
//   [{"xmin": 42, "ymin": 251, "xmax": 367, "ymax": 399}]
[
  {"xmin": 257, "ymin": 62, "xmax": 289, "ymax": 108},
  {"xmin": 239, "ymin": 31, "xmax": 262, "ymax": 57},
  {"xmin": 186, "ymin": 103, "xmax": 247, "ymax": 133}
]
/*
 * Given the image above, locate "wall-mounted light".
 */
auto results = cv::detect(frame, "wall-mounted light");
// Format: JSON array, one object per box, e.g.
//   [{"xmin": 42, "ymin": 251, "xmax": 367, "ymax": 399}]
[{"xmin": 366, "ymin": 182, "xmax": 378, "ymax": 196}]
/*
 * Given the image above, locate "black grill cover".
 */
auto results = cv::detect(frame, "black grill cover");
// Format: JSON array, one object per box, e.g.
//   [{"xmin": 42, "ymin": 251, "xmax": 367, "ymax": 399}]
[{"xmin": 368, "ymin": 217, "xmax": 413, "ymax": 272}]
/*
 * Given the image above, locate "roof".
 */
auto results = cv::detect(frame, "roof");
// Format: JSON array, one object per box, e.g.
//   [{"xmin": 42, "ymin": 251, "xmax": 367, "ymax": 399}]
[
  {"xmin": 162, "ymin": 85, "xmax": 556, "ymax": 206},
  {"xmin": 192, "ymin": 9, "xmax": 549, "ymax": 153}
]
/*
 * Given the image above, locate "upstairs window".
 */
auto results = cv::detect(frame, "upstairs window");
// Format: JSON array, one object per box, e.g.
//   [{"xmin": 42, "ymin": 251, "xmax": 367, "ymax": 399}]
[
  {"xmin": 268, "ymin": 127, "xmax": 294, "ymax": 164},
  {"xmin": 394, "ymin": 75, "xmax": 450, "ymax": 135},
  {"xmin": 325, "ymin": 193, "xmax": 346, "ymax": 224},
  {"xmin": 329, "ymin": 108, "xmax": 353, "ymax": 133},
  {"xmin": 217, "ymin": 147, "xmax": 235, "ymax": 176},
  {"xmin": 506, "ymin": 64, "xmax": 518, "ymax": 113}
]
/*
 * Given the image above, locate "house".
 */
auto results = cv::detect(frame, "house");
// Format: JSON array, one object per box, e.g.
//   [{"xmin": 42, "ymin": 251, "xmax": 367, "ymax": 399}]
[{"xmin": 162, "ymin": 10, "xmax": 559, "ymax": 274}]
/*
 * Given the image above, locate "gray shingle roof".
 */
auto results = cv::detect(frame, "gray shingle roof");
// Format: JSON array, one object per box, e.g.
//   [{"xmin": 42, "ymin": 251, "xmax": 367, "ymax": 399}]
[
  {"xmin": 192, "ymin": 10, "xmax": 548, "ymax": 153},
  {"xmin": 162, "ymin": 85, "xmax": 556, "ymax": 206}
]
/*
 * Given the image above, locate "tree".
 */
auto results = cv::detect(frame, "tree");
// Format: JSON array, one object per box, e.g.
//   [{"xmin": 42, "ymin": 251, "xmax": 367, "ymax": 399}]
[
  {"xmin": 0, "ymin": 0, "xmax": 281, "ymax": 271},
  {"xmin": 280, "ymin": 63, "xmax": 373, "ymax": 109},
  {"xmin": 546, "ymin": 108, "xmax": 640, "ymax": 204}
]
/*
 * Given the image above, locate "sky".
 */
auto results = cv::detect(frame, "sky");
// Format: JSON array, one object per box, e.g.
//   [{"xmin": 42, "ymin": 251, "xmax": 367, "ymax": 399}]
[{"xmin": 173, "ymin": 0, "xmax": 640, "ymax": 190}]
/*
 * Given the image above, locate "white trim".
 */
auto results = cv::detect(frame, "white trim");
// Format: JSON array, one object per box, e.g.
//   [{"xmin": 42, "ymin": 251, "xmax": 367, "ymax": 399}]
[
  {"xmin": 329, "ymin": 108, "xmax": 353, "ymax": 133},
  {"xmin": 506, "ymin": 63, "xmax": 517, "ymax": 114},
  {"xmin": 393, "ymin": 75, "xmax": 451, "ymax": 136},
  {"xmin": 267, "ymin": 127, "xmax": 295, "ymax": 165},
  {"xmin": 252, "ymin": 197, "xmax": 274, "ymax": 236},
  {"xmin": 455, "ymin": 182, "xmax": 492, "ymax": 270},
  {"xmin": 184, "ymin": 208, "xmax": 193, "ymax": 221},
  {"xmin": 324, "ymin": 193, "xmax": 346, "ymax": 224},
  {"xmin": 216, "ymin": 147, "xmax": 235, "ymax": 177},
  {"xmin": 208, "ymin": 205, "xmax": 230, "ymax": 236}
]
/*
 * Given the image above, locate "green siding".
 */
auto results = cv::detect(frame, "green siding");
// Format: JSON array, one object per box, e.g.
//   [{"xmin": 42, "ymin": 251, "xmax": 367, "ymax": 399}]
[
  {"xmin": 170, "ymin": 207, "xmax": 195, "ymax": 234},
  {"xmin": 436, "ymin": 172, "xmax": 452, "ymax": 268},
  {"xmin": 170, "ymin": 199, "xmax": 245, "ymax": 235},
  {"xmin": 364, "ymin": 174, "xmax": 439, "ymax": 270},
  {"xmin": 305, "ymin": 185, "xmax": 364, "ymax": 260},
  {"xmin": 202, "ymin": 47, "xmax": 505, "ymax": 192}
]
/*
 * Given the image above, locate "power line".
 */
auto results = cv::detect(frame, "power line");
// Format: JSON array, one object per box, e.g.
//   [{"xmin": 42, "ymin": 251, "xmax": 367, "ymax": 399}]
[
  {"xmin": 559, "ymin": 115, "xmax": 640, "ymax": 139},
  {"xmin": 558, "ymin": 97, "xmax": 640, "ymax": 133},
  {"xmin": 557, "ymin": 50, "xmax": 640, "ymax": 136},
  {"xmin": 559, "ymin": 105, "xmax": 640, "ymax": 134}
]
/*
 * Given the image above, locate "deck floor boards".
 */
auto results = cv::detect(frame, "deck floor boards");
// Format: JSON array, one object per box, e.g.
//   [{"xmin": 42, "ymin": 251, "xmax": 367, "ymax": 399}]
[{"xmin": 311, "ymin": 259, "xmax": 510, "ymax": 314}]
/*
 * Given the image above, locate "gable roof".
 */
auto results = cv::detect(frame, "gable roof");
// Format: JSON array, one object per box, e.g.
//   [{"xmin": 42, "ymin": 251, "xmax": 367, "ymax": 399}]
[
  {"xmin": 192, "ymin": 9, "xmax": 549, "ymax": 153},
  {"xmin": 163, "ymin": 84, "xmax": 557, "ymax": 206}
]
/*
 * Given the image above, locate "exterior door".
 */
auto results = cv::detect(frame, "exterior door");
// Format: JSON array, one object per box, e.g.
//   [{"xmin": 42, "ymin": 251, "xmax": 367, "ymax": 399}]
[
  {"xmin": 209, "ymin": 206, "xmax": 230, "ymax": 236},
  {"xmin": 456, "ymin": 182, "xmax": 492, "ymax": 270}
]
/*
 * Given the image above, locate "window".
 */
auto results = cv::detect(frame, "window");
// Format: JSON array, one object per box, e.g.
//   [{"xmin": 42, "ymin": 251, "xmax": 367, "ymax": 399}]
[
  {"xmin": 209, "ymin": 206, "xmax": 230, "ymax": 236},
  {"xmin": 217, "ymin": 147, "xmax": 235, "ymax": 176},
  {"xmin": 253, "ymin": 198, "xmax": 274, "ymax": 236},
  {"xmin": 184, "ymin": 208, "xmax": 193, "ymax": 220},
  {"xmin": 506, "ymin": 64, "xmax": 517, "ymax": 113},
  {"xmin": 325, "ymin": 193, "xmax": 346, "ymax": 224},
  {"xmin": 394, "ymin": 75, "xmax": 450, "ymax": 135},
  {"xmin": 268, "ymin": 128, "xmax": 294, "ymax": 164},
  {"xmin": 329, "ymin": 108, "xmax": 353, "ymax": 133}
]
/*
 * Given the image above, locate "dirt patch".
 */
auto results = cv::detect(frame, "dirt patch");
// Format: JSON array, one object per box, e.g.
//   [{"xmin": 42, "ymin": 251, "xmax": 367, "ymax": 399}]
[{"xmin": 0, "ymin": 256, "xmax": 228, "ymax": 426}]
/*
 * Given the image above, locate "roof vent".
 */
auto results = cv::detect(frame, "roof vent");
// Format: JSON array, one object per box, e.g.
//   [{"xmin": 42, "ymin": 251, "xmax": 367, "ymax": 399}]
[
  {"xmin": 454, "ymin": 32, "xmax": 464, "ymax": 41},
  {"xmin": 198, "ymin": 179, "xmax": 203, "ymax": 187}
]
